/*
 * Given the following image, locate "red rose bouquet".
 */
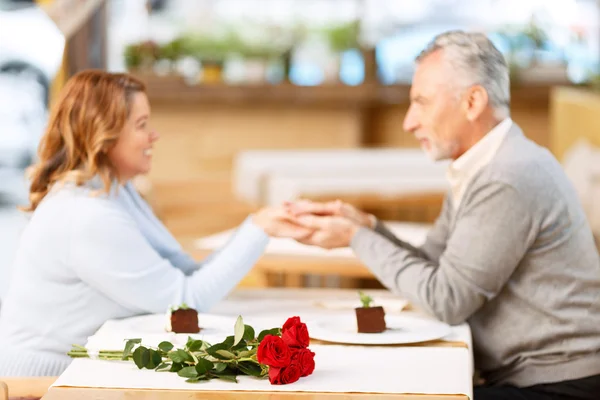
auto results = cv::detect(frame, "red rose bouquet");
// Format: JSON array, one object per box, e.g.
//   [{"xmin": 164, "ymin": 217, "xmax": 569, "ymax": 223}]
[
  {"xmin": 68, "ymin": 315, "xmax": 315, "ymax": 385},
  {"xmin": 257, "ymin": 316, "xmax": 315, "ymax": 384}
]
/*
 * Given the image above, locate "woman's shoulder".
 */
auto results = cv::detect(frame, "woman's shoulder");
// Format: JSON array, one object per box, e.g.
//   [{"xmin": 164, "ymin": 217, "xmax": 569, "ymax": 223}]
[{"xmin": 40, "ymin": 182, "xmax": 131, "ymax": 227}]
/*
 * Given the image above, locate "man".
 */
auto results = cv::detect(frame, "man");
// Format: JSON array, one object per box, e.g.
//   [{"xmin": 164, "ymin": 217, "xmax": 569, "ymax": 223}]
[{"xmin": 288, "ymin": 31, "xmax": 600, "ymax": 399}]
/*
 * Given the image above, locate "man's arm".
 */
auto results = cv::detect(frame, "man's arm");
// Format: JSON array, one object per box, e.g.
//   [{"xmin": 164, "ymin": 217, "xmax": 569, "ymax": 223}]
[
  {"xmin": 372, "ymin": 194, "xmax": 453, "ymax": 262},
  {"xmin": 351, "ymin": 183, "xmax": 535, "ymax": 325}
]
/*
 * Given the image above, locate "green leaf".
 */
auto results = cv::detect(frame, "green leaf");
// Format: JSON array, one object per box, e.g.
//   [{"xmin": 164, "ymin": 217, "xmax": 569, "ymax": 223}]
[
  {"xmin": 359, "ymin": 290, "xmax": 373, "ymax": 308},
  {"xmin": 170, "ymin": 302, "xmax": 190, "ymax": 312},
  {"xmin": 155, "ymin": 362, "xmax": 171, "ymax": 372},
  {"xmin": 122, "ymin": 338, "xmax": 142, "ymax": 360},
  {"xmin": 185, "ymin": 375, "xmax": 209, "ymax": 383},
  {"xmin": 237, "ymin": 350, "xmax": 255, "ymax": 358},
  {"xmin": 222, "ymin": 336, "xmax": 235, "ymax": 348},
  {"xmin": 238, "ymin": 361, "xmax": 263, "ymax": 377},
  {"xmin": 243, "ymin": 324, "xmax": 255, "ymax": 341},
  {"xmin": 178, "ymin": 366, "xmax": 199, "ymax": 378},
  {"xmin": 170, "ymin": 362, "xmax": 184, "ymax": 372},
  {"xmin": 132, "ymin": 347, "xmax": 150, "ymax": 369},
  {"xmin": 206, "ymin": 343, "xmax": 232, "ymax": 360},
  {"xmin": 195, "ymin": 358, "xmax": 214, "ymax": 375},
  {"xmin": 187, "ymin": 339, "xmax": 205, "ymax": 352},
  {"xmin": 214, "ymin": 363, "xmax": 227, "ymax": 373},
  {"xmin": 158, "ymin": 341, "xmax": 174, "ymax": 353},
  {"xmin": 169, "ymin": 349, "xmax": 193, "ymax": 363},
  {"xmin": 233, "ymin": 316, "xmax": 244, "ymax": 346},
  {"xmin": 215, "ymin": 374, "xmax": 238, "ymax": 383},
  {"xmin": 146, "ymin": 349, "xmax": 162, "ymax": 369},
  {"xmin": 231, "ymin": 340, "xmax": 248, "ymax": 352},
  {"xmin": 257, "ymin": 328, "xmax": 281, "ymax": 342},
  {"xmin": 215, "ymin": 350, "xmax": 236, "ymax": 359}
]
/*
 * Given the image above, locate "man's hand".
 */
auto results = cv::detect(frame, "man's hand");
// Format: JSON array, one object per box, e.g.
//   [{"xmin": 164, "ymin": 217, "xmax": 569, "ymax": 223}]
[
  {"xmin": 294, "ymin": 214, "xmax": 359, "ymax": 249},
  {"xmin": 285, "ymin": 199, "xmax": 375, "ymax": 229},
  {"xmin": 252, "ymin": 207, "xmax": 314, "ymax": 239}
]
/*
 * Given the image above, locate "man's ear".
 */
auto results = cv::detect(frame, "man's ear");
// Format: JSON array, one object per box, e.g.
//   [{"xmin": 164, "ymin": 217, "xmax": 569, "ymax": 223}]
[{"xmin": 463, "ymin": 85, "xmax": 488, "ymax": 122}]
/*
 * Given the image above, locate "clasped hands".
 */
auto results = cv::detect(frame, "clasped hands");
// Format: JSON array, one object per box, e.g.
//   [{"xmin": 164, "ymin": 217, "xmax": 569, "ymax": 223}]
[{"xmin": 252, "ymin": 200, "xmax": 374, "ymax": 249}]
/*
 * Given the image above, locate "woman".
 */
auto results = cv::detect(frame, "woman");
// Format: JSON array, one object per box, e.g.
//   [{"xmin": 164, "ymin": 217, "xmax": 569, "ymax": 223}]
[{"xmin": 0, "ymin": 70, "xmax": 312, "ymax": 376}]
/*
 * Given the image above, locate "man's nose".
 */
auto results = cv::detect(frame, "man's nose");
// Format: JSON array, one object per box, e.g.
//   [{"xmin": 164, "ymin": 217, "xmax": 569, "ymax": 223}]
[{"xmin": 403, "ymin": 107, "xmax": 419, "ymax": 133}]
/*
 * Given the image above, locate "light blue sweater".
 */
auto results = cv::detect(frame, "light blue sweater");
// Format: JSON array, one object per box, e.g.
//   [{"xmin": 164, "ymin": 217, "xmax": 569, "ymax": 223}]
[{"xmin": 0, "ymin": 179, "xmax": 269, "ymax": 376}]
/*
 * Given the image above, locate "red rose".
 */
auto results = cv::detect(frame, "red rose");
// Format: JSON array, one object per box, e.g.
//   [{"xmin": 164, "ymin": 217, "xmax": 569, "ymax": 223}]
[
  {"xmin": 282, "ymin": 316, "xmax": 302, "ymax": 332},
  {"xmin": 268, "ymin": 362, "xmax": 302, "ymax": 385},
  {"xmin": 282, "ymin": 317, "xmax": 310, "ymax": 348},
  {"xmin": 257, "ymin": 334, "xmax": 291, "ymax": 368},
  {"xmin": 291, "ymin": 348, "xmax": 315, "ymax": 377}
]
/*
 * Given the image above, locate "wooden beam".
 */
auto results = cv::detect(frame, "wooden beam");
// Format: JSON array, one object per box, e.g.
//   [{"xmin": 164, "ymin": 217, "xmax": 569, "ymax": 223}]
[{"xmin": 38, "ymin": 0, "xmax": 106, "ymax": 40}]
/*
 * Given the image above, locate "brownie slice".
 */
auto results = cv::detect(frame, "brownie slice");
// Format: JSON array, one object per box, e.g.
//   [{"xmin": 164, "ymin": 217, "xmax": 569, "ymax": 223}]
[
  {"xmin": 355, "ymin": 306, "xmax": 386, "ymax": 333},
  {"xmin": 170, "ymin": 308, "xmax": 200, "ymax": 333}
]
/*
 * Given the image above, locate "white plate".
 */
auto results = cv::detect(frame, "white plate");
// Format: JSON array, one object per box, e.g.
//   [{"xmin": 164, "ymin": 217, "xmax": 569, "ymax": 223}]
[
  {"xmin": 88, "ymin": 314, "xmax": 241, "ymax": 350},
  {"xmin": 95, "ymin": 314, "xmax": 237, "ymax": 337},
  {"xmin": 308, "ymin": 314, "xmax": 451, "ymax": 345}
]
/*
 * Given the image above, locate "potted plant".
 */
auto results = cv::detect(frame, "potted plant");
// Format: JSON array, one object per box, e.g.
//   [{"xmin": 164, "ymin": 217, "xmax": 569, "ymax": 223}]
[
  {"xmin": 124, "ymin": 40, "xmax": 160, "ymax": 73},
  {"xmin": 355, "ymin": 291, "xmax": 386, "ymax": 333}
]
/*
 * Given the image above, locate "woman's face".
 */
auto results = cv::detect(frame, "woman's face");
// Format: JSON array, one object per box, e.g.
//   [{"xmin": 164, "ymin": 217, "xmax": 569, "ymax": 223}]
[{"xmin": 108, "ymin": 92, "xmax": 158, "ymax": 181}]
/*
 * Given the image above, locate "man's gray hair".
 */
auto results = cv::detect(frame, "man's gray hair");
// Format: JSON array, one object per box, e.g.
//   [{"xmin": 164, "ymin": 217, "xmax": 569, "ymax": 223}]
[{"xmin": 416, "ymin": 30, "xmax": 510, "ymax": 119}]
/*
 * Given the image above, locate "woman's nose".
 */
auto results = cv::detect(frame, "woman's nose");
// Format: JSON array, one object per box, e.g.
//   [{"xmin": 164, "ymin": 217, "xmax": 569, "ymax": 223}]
[{"xmin": 150, "ymin": 130, "xmax": 160, "ymax": 143}]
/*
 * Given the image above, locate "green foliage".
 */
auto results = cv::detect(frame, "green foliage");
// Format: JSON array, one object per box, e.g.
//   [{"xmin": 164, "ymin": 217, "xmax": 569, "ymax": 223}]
[
  {"xmin": 68, "ymin": 315, "xmax": 279, "ymax": 384},
  {"xmin": 323, "ymin": 20, "xmax": 360, "ymax": 52},
  {"xmin": 358, "ymin": 291, "xmax": 373, "ymax": 308}
]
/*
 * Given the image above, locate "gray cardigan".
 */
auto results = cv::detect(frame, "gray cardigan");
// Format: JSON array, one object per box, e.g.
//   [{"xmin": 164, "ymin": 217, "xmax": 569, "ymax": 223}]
[{"xmin": 351, "ymin": 124, "xmax": 600, "ymax": 387}]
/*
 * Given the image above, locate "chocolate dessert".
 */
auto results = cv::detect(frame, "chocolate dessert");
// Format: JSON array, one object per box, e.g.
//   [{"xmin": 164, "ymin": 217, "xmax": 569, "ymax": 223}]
[
  {"xmin": 355, "ymin": 291, "xmax": 386, "ymax": 333},
  {"xmin": 355, "ymin": 306, "xmax": 386, "ymax": 333},
  {"xmin": 170, "ymin": 308, "xmax": 200, "ymax": 333}
]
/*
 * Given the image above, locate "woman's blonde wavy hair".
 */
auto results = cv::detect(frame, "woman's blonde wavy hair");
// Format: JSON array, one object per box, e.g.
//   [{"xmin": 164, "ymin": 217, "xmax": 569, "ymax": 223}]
[{"xmin": 22, "ymin": 70, "xmax": 146, "ymax": 212}]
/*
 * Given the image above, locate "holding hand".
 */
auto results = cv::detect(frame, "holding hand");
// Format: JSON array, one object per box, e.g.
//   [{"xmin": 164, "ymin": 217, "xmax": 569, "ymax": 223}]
[
  {"xmin": 252, "ymin": 206, "xmax": 314, "ymax": 240},
  {"xmin": 285, "ymin": 199, "xmax": 375, "ymax": 229},
  {"xmin": 293, "ymin": 214, "xmax": 359, "ymax": 249}
]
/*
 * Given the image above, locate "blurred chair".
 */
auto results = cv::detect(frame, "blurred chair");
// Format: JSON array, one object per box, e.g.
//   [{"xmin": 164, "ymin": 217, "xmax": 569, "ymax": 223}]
[{"xmin": 562, "ymin": 138, "xmax": 600, "ymax": 246}]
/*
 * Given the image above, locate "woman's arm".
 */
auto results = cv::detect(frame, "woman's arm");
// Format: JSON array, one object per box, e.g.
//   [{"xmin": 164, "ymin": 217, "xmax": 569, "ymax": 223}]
[{"xmin": 69, "ymin": 197, "xmax": 269, "ymax": 314}]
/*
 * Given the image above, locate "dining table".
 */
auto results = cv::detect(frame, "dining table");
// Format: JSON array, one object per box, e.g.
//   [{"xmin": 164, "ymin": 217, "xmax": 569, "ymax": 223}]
[{"xmin": 42, "ymin": 288, "xmax": 474, "ymax": 399}]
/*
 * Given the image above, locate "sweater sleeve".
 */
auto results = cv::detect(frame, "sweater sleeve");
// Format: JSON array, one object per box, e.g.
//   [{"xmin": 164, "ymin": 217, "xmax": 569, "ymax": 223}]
[
  {"xmin": 373, "ymin": 194, "xmax": 452, "ymax": 263},
  {"xmin": 350, "ymin": 182, "xmax": 534, "ymax": 325},
  {"xmin": 69, "ymin": 199, "xmax": 269, "ymax": 314}
]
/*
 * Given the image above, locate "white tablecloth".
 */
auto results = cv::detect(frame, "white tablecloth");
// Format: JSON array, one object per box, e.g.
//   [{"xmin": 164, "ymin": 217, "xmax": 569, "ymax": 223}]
[{"xmin": 52, "ymin": 289, "xmax": 473, "ymax": 398}]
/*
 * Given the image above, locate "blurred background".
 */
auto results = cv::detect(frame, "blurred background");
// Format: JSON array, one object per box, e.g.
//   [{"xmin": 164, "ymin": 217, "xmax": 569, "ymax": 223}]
[{"xmin": 1, "ymin": 0, "xmax": 600, "ymax": 296}]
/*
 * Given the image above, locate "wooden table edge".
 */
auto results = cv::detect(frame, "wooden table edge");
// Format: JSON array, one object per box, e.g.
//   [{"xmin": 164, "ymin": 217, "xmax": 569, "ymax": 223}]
[{"xmin": 43, "ymin": 386, "xmax": 469, "ymax": 399}]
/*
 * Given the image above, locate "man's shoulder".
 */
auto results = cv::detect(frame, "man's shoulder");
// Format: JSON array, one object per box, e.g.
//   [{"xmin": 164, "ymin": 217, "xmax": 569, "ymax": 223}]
[{"xmin": 478, "ymin": 124, "xmax": 563, "ymax": 190}]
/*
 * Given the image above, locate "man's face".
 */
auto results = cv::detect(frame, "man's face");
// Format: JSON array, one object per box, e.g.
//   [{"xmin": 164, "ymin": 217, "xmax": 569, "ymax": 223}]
[{"xmin": 403, "ymin": 50, "xmax": 468, "ymax": 161}]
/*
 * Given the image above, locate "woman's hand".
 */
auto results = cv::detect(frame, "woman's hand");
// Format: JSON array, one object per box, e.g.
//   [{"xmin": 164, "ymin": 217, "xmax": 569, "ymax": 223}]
[
  {"xmin": 252, "ymin": 206, "xmax": 315, "ymax": 240},
  {"xmin": 284, "ymin": 199, "xmax": 375, "ymax": 229}
]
